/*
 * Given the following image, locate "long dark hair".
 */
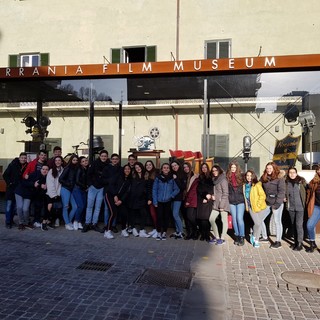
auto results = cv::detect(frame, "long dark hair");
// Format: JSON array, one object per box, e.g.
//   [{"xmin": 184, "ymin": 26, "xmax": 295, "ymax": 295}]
[
  {"xmin": 66, "ymin": 154, "xmax": 79, "ymax": 168},
  {"xmin": 144, "ymin": 160, "xmax": 157, "ymax": 180},
  {"xmin": 244, "ymin": 170, "xmax": 259, "ymax": 184},
  {"xmin": 51, "ymin": 156, "xmax": 64, "ymax": 178},
  {"xmin": 170, "ymin": 160, "xmax": 184, "ymax": 179},
  {"xmin": 132, "ymin": 162, "xmax": 145, "ymax": 179},
  {"xmin": 199, "ymin": 163, "xmax": 211, "ymax": 180}
]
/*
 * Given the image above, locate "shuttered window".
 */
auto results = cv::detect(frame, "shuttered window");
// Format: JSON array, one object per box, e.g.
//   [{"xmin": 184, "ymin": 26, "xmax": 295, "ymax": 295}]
[
  {"xmin": 8, "ymin": 53, "xmax": 50, "ymax": 67},
  {"xmin": 205, "ymin": 40, "xmax": 231, "ymax": 59},
  {"xmin": 111, "ymin": 46, "xmax": 156, "ymax": 63}
]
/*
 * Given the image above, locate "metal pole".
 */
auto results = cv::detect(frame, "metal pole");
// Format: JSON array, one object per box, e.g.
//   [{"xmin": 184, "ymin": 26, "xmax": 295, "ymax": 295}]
[
  {"xmin": 176, "ymin": 0, "xmax": 180, "ymax": 61},
  {"xmin": 309, "ymin": 128, "xmax": 313, "ymax": 170},
  {"xmin": 202, "ymin": 79, "xmax": 208, "ymax": 160},
  {"xmin": 118, "ymin": 101, "xmax": 123, "ymax": 165},
  {"xmin": 89, "ymin": 83, "xmax": 94, "ymax": 163}
]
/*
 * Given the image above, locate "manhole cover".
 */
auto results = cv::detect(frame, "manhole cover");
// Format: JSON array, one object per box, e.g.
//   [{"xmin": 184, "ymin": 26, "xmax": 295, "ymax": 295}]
[
  {"xmin": 135, "ymin": 268, "xmax": 193, "ymax": 289},
  {"xmin": 76, "ymin": 260, "xmax": 113, "ymax": 272},
  {"xmin": 281, "ymin": 271, "xmax": 320, "ymax": 289}
]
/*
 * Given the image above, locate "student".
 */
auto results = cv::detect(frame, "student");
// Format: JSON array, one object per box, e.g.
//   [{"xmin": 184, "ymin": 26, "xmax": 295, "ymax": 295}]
[
  {"xmin": 183, "ymin": 162, "xmax": 199, "ymax": 240},
  {"xmin": 23, "ymin": 149, "xmax": 47, "ymax": 179},
  {"xmin": 128, "ymin": 162, "xmax": 151, "ymax": 238},
  {"xmin": 128, "ymin": 154, "xmax": 137, "ymax": 169},
  {"xmin": 170, "ymin": 160, "xmax": 186, "ymax": 239},
  {"xmin": 72, "ymin": 156, "xmax": 89, "ymax": 230},
  {"xmin": 209, "ymin": 165, "xmax": 230, "ymax": 245},
  {"xmin": 45, "ymin": 156, "xmax": 64, "ymax": 229},
  {"xmin": 145, "ymin": 160, "xmax": 158, "ymax": 238},
  {"xmin": 3, "ymin": 152, "xmax": 28, "ymax": 228},
  {"xmin": 244, "ymin": 170, "xmax": 269, "ymax": 248},
  {"xmin": 153, "ymin": 163, "xmax": 179, "ymax": 240},
  {"xmin": 196, "ymin": 163, "xmax": 214, "ymax": 242},
  {"xmin": 226, "ymin": 162, "xmax": 245, "ymax": 246},
  {"xmin": 306, "ymin": 164, "xmax": 320, "ymax": 253},
  {"xmin": 47, "ymin": 146, "xmax": 66, "ymax": 168},
  {"xmin": 82, "ymin": 150, "xmax": 109, "ymax": 233},
  {"xmin": 59, "ymin": 154, "xmax": 79, "ymax": 230},
  {"xmin": 260, "ymin": 162, "xmax": 285, "ymax": 249}
]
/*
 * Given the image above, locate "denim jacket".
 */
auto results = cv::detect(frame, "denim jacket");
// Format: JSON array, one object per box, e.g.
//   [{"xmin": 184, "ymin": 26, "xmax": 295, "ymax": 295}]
[{"xmin": 152, "ymin": 174, "xmax": 179, "ymax": 205}]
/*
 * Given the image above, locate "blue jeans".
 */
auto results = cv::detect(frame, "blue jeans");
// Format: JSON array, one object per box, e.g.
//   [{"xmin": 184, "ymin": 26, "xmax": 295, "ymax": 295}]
[
  {"xmin": 172, "ymin": 201, "xmax": 183, "ymax": 233},
  {"xmin": 60, "ymin": 187, "xmax": 77, "ymax": 224},
  {"xmin": 230, "ymin": 203, "xmax": 245, "ymax": 237},
  {"xmin": 5, "ymin": 199, "xmax": 15, "ymax": 225},
  {"xmin": 72, "ymin": 186, "xmax": 87, "ymax": 222},
  {"xmin": 15, "ymin": 194, "xmax": 31, "ymax": 225},
  {"xmin": 307, "ymin": 205, "xmax": 320, "ymax": 241},
  {"xmin": 272, "ymin": 203, "xmax": 284, "ymax": 242},
  {"xmin": 85, "ymin": 186, "xmax": 104, "ymax": 224}
]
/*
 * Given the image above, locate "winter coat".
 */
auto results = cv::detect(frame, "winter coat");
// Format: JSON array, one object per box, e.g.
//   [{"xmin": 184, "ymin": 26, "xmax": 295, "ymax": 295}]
[
  {"xmin": 196, "ymin": 175, "xmax": 213, "ymax": 220},
  {"xmin": 22, "ymin": 158, "xmax": 46, "ymax": 178},
  {"xmin": 59, "ymin": 165, "xmax": 78, "ymax": 191},
  {"xmin": 102, "ymin": 164, "xmax": 122, "ymax": 195},
  {"xmin": 75, "ymin": 166, "xmax": 88, "ymax": 191},
  {"xmin": 212, "ymin": 174, "xmax": 230, "ymax": 212},
  {"xmin": 172, "ymin": 173, "xmax": 187, "ymax": 201},
  {"xmin": 87, "ymin": 158, "xmax": 109, "ymax": 189},
  {"xmin": 152, "ymin": 174, "xmax": 179, "ymax": 206},
  {"xmin": 129, "ymin": 175, "xmax": 148, "ymax": 209},
  {"xmin": 46, "ymin": 168, "xmax": 63, "ymax": 198},
  {"xmin": 306, "ymin": 174, "xmax": 320, "ymax": 217},
  {"xmin": 261, "ymin": 172, "xmax": 285, "ymax": 210},
  {"xmin": 3, "ymin": 157, "xmax": 27, "ymax": 200},
  {"xmin": 184, "ymin": 174, "xmax": 199, "ymax": 208},
  {"xmin": 115, "ymin": 174, "xmax": 131, "ymax": 203},
  {"xmin": 285, "ymin": 176, "xmax": 307, "ymax": 212},
  {"xmin": 243, "ymin": 182, "xmax": 267, "ymax": 213},
  {"xmin": 15, "ymin": 170, "xmax": 43, "ymax": 199}
]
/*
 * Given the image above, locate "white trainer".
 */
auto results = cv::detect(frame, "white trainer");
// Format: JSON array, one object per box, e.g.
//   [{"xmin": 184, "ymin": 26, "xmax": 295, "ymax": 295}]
[
  {"xmin": 104, "ymin": 230, "xmax": 114, "ymax": 239},
  {"xmin": 73, "ymin": 221, "xmax": 79, "ymax": 230},
  {"xmin": 65, "ymin": 223, "xmax": 74, "ymax": 231},
  {"xmin": 121, "ymin": 229, "xmax": 129, "ymax": 237},
  {"xmin": 55, "ymin": 218, "xmax": 60, "ymax": 227},
  {"xmin": 152, "ymin": 231, "xmax": 158, "ymax": 238},
  {"xmin": 78, "ymin": 222, "xmax": 83, "ymax": 230},
  {"xmin": 139, "ymin": 229, "xmax": 151, "ymax": 238},
  {"xmin": 132, "ymin": 228, "xmax": 139, "ymax": 237},
  {"xmin": 148, "ymin": 229, "xmax": 157, "ymax": 236},
  {"xmin": 33, "ymin": 222, "xmax": 41, "ymax": 228}
]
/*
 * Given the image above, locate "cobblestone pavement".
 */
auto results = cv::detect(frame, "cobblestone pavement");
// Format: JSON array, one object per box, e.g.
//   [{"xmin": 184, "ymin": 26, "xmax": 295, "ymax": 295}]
[{"xmin": 0, "ymin": 213, "xmax": 320, "ymax": 320}]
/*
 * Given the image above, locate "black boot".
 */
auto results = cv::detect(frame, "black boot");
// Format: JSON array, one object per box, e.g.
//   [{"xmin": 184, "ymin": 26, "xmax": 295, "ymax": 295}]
[
  {"xmin": 81, "ymin": 223, "xmax": 91, "ymax": 233},
  {"xmin": 233, "ymin": 236, "xmax": 239, "ymax": 245},
  {"xmin": 238, "ymin": 236, "xmax": 245, "ymax": 246},
  {"xmin": 293, "ymin": 243, "xmax": 303, "ymax": 251},
  {"xmin": 306, "ymin": 241, "xmax": 317, "ymax": 253}
]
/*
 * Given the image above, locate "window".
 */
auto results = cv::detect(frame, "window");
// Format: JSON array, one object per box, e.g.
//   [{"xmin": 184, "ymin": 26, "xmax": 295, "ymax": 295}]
[
  {"xmin": 8, "ymin": 53, "xmax": 50, "ymax": 67},
  {"xmin": 111, "ymin": 46, "xmax": 156, "ymax": 63},
  {"xmin": 205, "ymin": 40, "xmax": 231, "ymax": 59}
]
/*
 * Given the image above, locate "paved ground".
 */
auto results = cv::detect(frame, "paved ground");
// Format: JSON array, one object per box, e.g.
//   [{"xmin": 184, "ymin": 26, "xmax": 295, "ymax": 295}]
[{"xmin": 0, "ymin": 214, "xmax": 319, "ymax": 320}]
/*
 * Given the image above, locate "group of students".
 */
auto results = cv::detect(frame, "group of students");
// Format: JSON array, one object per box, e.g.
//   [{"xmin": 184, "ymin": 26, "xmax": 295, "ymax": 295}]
[{"xmin": 3, "ymin": 147, "xmax": 320, "ymax": 251}]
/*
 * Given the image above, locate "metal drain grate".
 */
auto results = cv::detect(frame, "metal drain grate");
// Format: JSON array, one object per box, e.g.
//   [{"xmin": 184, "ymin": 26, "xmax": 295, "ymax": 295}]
[
  {"xmin": 76, "ymin": 260, "xmax": 113, "ymax": 272},
  {"xmin": 135, "ymin": 268, "xmax": 193, "ymax": 289},
  {"xmin": 281, "ymin": 271, "xmax": 320, "ymax": 291}
]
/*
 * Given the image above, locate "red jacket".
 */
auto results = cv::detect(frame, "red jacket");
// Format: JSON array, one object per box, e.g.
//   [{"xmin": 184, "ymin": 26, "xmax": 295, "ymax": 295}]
[
  {"xmin": 22, "ymin": 158, "xmax": 39, "ymax": 178},
  {"xmin": 184, "ymin": 175, "xmax": 199, "ymax": 208}
]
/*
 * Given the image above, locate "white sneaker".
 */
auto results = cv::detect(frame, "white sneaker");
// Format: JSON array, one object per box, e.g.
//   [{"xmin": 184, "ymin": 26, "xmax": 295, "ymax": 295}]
[
  {"xmin": 73, "ymin": 221, "xmax": 79, "ymax": 230},
  {"xmin": 121, "ymin": 229, "xmax": 129, "ymax": 237},
  {"xmin": 65, "ymin": 223, "xmax": 74, "ymax": 231},
  {"xmin": 104, "ymin": 230, "xmax": 114, "ymax": 239},
  {"xmin": 55, "ymin": 218, "xmax": 60, "ymax": 227},
  {"xmin": 152, "ymin": 231, "xmax": 158, "ymax": 238},
  {"xmin": 33, "ymin": 222, "xmax": 41, "ymax": 228},
  {"xmin": 78, "ymin": 222, "xmax": 83, "ymax": 230},
  {"xmin": 132, "ymin": 228, "xmax": 139, "ymax": 237},
  {"xmin": 148, "ymin": 229, "xmax": 157, "ymax": 236},
  {"xmin": 139, "ymin": 229, "xmax": 151, "ymax": 238}
]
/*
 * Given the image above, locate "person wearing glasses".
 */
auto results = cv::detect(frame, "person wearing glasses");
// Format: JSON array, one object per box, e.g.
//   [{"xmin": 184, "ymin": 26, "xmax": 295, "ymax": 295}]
[{"xmin": 209, "ymin": 165, "xmax": 230, "ymax": 245}]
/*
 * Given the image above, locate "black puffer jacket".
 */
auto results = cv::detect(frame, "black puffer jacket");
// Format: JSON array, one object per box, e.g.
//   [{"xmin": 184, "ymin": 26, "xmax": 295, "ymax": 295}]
[
  {"xmin": 87, "ymin": 158, "xmax": 109, "ymax": 189},
  {"xmin": 3, "ymin": 158, "xmax": 27, "ymax": 200},
  {"xmin": 59, "ymin": 165, "xmax": 78, "ymax": 191}
]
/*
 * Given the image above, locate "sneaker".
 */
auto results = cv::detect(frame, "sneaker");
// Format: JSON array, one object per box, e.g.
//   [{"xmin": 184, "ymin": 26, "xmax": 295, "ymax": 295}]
[
  {"xmin": 216, "ymin": 239, "xmax": 226, "ymax": 245},
  {"xmin": 209, "ymin": 236, "xmax": 217, "ymax": 244},
  {"xmin": 78, "ymin": 222, "xmax": 83, "ymax": 230},
  {"xmin": 250, "ymin": 234, "xmax": 255, "ymax": 246},
  {"xmin": 259, "ymin": 237, "xmax": 269, "ymax": 243},
  {"xmin": 175, "ymin": 232, "xmax": 183, "ymax": 239},
  {"xmin": 55, "ymin": 218, "xmax": 60, "ymax": 227},
  {"xmin": 161, "ymin": 232, "xmax": 167, "ymax": 240},
  {"xmin": 148, "ymin": 229, "xmax": 157, "ymax": 236},
  {"xmin": 92, "ymin": 224, "xmax": 104, "ymax": 233},
  {"xmin": 156, "ymin": 232, "xmax": 162, "ymax": 240},
  {"xmin": 127, "ymin": 227, "xmax": 133, "ymax": 234},
  {"xmin": 170, "ymin": 232, "xmax": 177, "ymax": 238},
  {"xmin": 65, "ymin": 223, "xmax": 74, "ymax": 231},
  {"xmin": 104, "ymin": 230, "xmax": 114, "ymax": 239},
  {"xmin": 253, "ymin": 241, "xmax": 260, "ymax": 248},
  {"xmin": 73, "ymin": 221, "xmax": 79, "ymax": 230},
  {"xmin": 41, "ymin": 223, "xmax": 48, "ymax": 231},
  {"xmin": 152, "ymin": 231, "xmax": 158, "ymax": 238},
  {"xmin": 270, "ymin": 241, "xmax": 282, "ymax": 249},
  {"xmin": 18, "ymin": 224, "xmax": 25, "ymax": 230},
  {"xmin": 33, "ymin": 222, "xmax": 41, "ymax": 228},
  {"xmin": 139, "ymin": 229, "xmax": 151, "ymax": 238},
  {"xmin": 121, "ymin": 229, "xmax": 129, "ymax": 237},
  {"xmin": 82, "ymin": 223, "xmax": 91, "ymax": 233},
  {"xmin": 132, "ymin": 228, "xmax": 139, "ymax": 237}
]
